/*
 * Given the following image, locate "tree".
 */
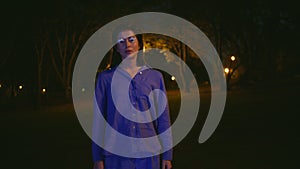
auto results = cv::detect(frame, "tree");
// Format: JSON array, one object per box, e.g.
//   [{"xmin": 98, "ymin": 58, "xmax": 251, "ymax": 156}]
[
  {"xmin": 47, "ymin": 20, "xmax": 98, "ymax": 99},
  {"xmin": 144, "ymin": 34, "xmax": 194, "ymax": 92},
  {"xmin": 34, "ymin": 27, "xmax": 48, "ymax": 105}
]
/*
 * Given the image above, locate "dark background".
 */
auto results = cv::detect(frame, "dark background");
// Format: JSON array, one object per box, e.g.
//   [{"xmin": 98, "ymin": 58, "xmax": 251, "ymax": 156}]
[
  {"xmin": 1, "ymin": 0, "xmax": 299, "ymax": 169},
  {"xmin": 0, "ymin": 0, "xmax": 299, "ymax": 83}
]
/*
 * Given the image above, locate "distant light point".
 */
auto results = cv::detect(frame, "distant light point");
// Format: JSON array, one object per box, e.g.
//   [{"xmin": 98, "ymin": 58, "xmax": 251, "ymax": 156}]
[
  {"xmin": 231, "ymin": 56, "xmax": 236, "ymax": 61},
  {"xmin": 224, "ymin": 68, "xmax": 229, "ymax": 74}
]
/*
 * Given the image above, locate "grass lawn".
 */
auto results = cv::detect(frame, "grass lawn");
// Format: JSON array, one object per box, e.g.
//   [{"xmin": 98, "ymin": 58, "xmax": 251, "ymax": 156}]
[{"xmin": 1, "ymin": 82, "xmax": 299, "ymax": 169}]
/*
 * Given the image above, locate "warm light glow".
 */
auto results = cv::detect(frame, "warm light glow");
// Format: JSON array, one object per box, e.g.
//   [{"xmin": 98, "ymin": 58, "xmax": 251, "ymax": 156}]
[
  {"xmin": 42, "ymin": 88, "xmax": 46, "ymax": 93},
  {"xmin": 19, "ymin": 85, "xmax": 23, "ymax": 90},
  {"xmin": 0, "ymin": 84, "xmax": 2, "ymax": 88},
  {"xmin": 224, "ymin": 68, "xmax": 230, "ymax": 74},
  {"xmin": 171, "ymin": 76, "xmax": 176, "ymax": 81},
  {"xmin": 81, "ymin": 88, "xmax": 86, "ymax": 92},
  {"xmin": 231, "ymin": 56, "xmax": 236, "ymax": 61},
  {"xmin": 106, "ymin": 64, "xmax": 111, "ymax": 70}
]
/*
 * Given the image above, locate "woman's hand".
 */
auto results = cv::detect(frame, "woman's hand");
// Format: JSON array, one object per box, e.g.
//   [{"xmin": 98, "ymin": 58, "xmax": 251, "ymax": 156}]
[
  {"xmin": 162, "ymin": 160, "xmax": 172, "ymax": 169},
  {"xmin": 93, "ymin": 161, "xmax": 104, "ymax": 169}
]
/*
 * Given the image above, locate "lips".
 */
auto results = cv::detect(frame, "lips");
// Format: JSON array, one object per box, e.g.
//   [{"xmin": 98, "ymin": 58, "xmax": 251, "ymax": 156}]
[{"xmin": 125, "ymin": 49, "xmax": 134, "ymax": 54}]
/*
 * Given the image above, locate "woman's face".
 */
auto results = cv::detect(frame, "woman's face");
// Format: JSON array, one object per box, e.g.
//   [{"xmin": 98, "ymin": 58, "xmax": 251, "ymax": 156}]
[{"xmin": 116, "ymin": 30, "xmax": 140, "ymax": 60}]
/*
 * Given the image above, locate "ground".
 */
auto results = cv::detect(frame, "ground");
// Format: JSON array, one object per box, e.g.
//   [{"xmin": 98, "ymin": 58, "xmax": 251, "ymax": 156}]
[{"xmin": 1, "ymin": 79, "xmax": 299, "ymax": 169}]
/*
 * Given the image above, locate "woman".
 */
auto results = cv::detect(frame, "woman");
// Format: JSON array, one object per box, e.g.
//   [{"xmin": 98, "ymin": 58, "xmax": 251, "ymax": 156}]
[{"xmin": 92, "ymin": 25, "xmax": 172, "ymax": 169}]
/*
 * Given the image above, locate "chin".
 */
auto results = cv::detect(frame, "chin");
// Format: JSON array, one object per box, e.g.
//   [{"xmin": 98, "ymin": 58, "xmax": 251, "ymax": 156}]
[{"xmin": 123, "ymin": 52, "xmax": 138, "ymax": 59}]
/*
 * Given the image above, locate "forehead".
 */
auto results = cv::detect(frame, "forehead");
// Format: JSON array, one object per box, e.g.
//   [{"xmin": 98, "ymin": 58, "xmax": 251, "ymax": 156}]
[{"xmin": 117, "ymin": 30, "xmax": 136, "ymax": 39}]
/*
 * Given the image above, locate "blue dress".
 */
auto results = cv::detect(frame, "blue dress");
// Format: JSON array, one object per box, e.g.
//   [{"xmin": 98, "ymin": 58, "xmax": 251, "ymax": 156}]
[{"xmin": 92, "ymin": 65, "xmax": 172, "ymax": 169}]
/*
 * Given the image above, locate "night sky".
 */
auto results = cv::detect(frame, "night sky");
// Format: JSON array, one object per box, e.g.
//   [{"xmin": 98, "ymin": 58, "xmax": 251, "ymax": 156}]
[{"xmin": 0, "ymin": 0, "xmax": 299, "ymax": 84}]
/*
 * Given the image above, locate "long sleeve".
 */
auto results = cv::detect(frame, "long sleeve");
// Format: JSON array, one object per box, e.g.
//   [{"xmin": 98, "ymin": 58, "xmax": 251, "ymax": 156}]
[
  {"xmin": 92, "ymin": 73, "xmax": 107, "ymax": 162},
  {"xmin": 156, "ymin": 73, "xmax": 173, "ymax": 160}
]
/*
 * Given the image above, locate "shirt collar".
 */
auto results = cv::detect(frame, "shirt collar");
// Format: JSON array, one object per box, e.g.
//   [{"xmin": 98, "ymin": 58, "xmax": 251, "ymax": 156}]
[{"xmin": 115, "ymin": 65, "xmax": 149, "ymax": 79}]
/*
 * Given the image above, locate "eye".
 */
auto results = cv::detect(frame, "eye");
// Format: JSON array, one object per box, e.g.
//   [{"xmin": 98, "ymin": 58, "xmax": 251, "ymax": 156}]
[
  {"xmin": 117, "ymin": 38, "xmax": 125, "ymax": 44},
  {"xmin": 128, "ymin": 36, "xmax": 136, "ymax": 43}
]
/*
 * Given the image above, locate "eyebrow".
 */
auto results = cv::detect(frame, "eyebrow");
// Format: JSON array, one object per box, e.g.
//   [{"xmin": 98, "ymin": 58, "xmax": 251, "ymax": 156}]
[{"xmin": 118, "ymin": 35, "xmax": 136, "ymax": 39}]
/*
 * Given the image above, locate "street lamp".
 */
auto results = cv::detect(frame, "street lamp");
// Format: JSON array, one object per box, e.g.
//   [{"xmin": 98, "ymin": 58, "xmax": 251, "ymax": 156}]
[
  {"xmin": 171, "ymin": 76, "xmax": 176, "ymax": 81},
  {"xmin": 19, "ymin": 85, "xmax": 23, "ymax": 90},
  {"xmin": 42, "ymin": 88, "xmax": 46, "ymax": 93},
  {"xmin": 224, "ymin": 68, "xmax": 230, "ymax": 74},
  {"xmin": 230, "ymin": 55, "xmax": 236, "ymax": 61}
]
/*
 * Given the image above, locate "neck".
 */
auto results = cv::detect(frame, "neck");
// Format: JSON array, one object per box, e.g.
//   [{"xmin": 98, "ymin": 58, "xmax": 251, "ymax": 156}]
[
  {"xmin": 120, "ymin": 55, "xmax": 139, "ymax": 70},
  {"xmin": 119, "ymin": 55, "xmax": 142, "ymax": 78}
]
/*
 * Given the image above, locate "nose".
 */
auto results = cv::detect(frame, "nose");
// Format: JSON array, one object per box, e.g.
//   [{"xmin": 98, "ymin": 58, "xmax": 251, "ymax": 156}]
[{"xmin": 124, "ymin": 39, "xmax": 131, "ymax": 48}]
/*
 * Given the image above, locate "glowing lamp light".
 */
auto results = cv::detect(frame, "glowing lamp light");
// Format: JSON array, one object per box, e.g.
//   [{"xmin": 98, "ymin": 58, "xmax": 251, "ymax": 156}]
[
  {"xmin": 42, "ymin": 88, "xmax": 46, "ymax": 93},
  {"xmin": 81, "ymin": 88, "xmax": 86, "ymax": 92},
  {"xmin": 224, "ymin": 68, "xmax": 230, "ymax": 74},
  {"xmin": 0, "ymin": 84, "xmax": 2, "ymax": 88},
  {"xmin": 19, "ymin": 85, "xmax": 23, "ymax": 90},
  {"xmin": 171, "ymin": 76, "xmax": 176, "ymax": 81},
  {"xmin": 231, "ymin": 56, "xmax": 236, "ymax": 61}
]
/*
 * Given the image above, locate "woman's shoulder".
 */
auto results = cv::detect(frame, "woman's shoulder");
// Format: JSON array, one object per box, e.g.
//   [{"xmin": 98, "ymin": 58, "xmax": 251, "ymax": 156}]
[
  {"xmin": 96, "ymin": 67, "xmax": 116, "ymax": 81},
  {"xmin": 143, "ymin": 65, "xmax": 163, "ymax": 78},
  {"xmin": 98, "ymin": 67, "xmax": 116, "ymax": 76}
]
